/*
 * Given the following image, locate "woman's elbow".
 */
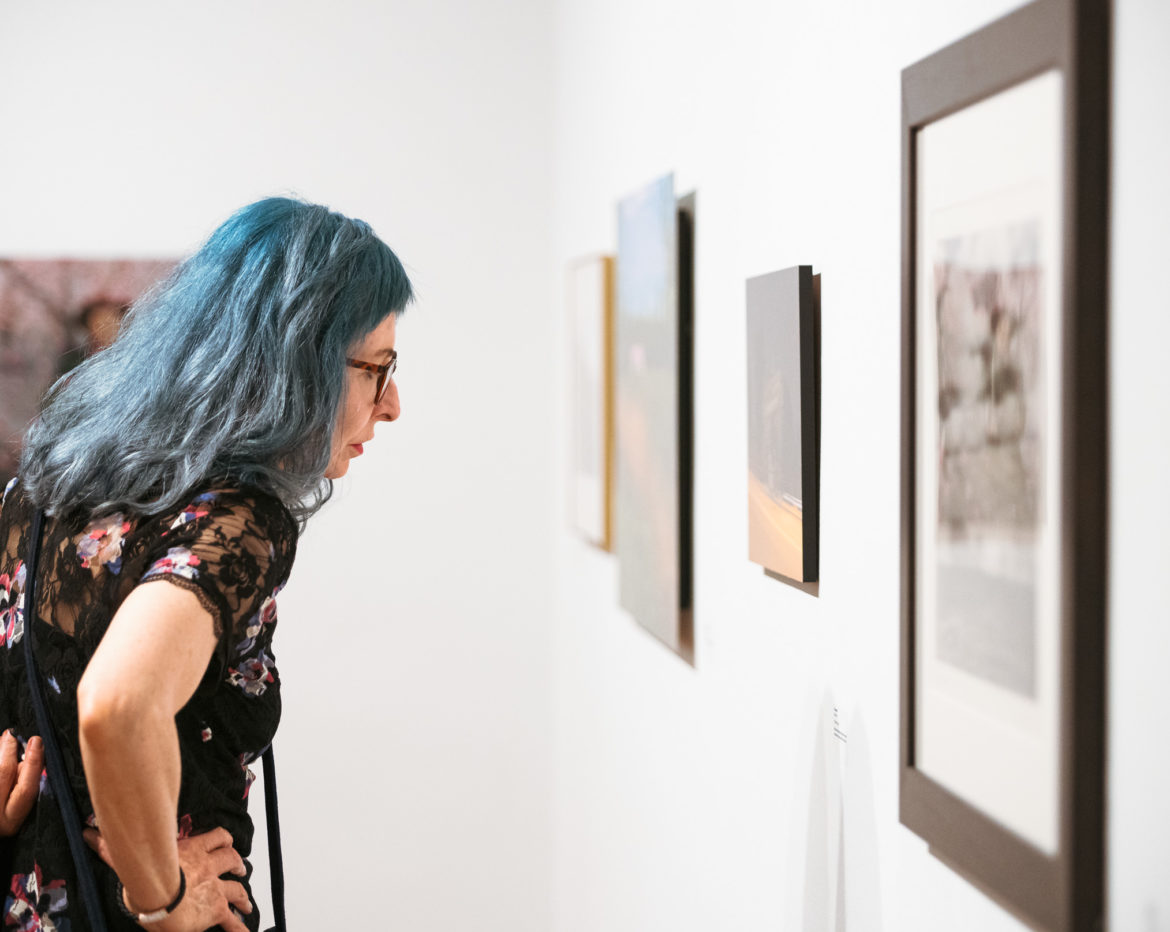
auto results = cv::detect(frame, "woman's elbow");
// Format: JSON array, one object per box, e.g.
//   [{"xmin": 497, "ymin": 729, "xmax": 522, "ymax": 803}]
[{"xmin": 76, "ymin": 674, "xmax": 145, "ymax": 746}]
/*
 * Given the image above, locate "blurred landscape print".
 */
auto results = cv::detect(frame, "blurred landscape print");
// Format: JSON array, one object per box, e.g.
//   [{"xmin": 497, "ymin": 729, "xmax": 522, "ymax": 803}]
[
  {"xmin": 615, "ymin": 174, "xmax": 681, "ymax": 653},
  {"xmin": 932, "ymin": 221, "xmax": 1045, "ymax": 698}
]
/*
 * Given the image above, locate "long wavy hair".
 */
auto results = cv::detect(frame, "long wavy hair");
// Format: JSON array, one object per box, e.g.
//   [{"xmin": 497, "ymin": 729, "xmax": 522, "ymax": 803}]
[{"xmin": 20, "ymin": 197, "xmax": 413, "ymax": 527}]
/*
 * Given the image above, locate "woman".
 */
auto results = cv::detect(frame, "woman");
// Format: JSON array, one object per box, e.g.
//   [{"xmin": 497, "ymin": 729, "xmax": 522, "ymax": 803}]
[{"xmin": 0, "ymin": 197, "xmax": 412, "ymax": 931}]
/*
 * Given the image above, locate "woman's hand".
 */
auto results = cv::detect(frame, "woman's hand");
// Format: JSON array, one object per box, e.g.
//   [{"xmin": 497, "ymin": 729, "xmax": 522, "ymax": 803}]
[
  {"xmin": 84, "ymin": 826, "xmax": 254, "ymax": 932},
  {"xmin": 0, "ymin": 731, "xmax": 43, "ymax": 836}
]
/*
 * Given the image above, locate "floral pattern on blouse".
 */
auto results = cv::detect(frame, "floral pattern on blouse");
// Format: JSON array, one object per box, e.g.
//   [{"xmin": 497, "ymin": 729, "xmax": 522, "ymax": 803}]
[
  {"xmin": 235, "ymin": 587, "xmax": 280, "ymax": 656},
  {"xmin": 4, "ymin": 865, "xmax": 70, "ymax": 932},
  {"xmin": 227, "ymin": 649, "xmax": 276, "ymax": 699},
  {"xmin": 0, "ymin": 561, "xmax": 25, "ymax": 649},
  {"xmin": 141, "ymin": 547, "xmax": 202, "ymax": 583},
  {"xmin": 169, "ymin": 493, "xmax": 218, "ymax": 531},
  {"xmin": 240, "ymin": 751, "xmax": 258, "ymax": 800},
  {"xmin": 75, "ymin": 513, "xmax": 131, "ymax": 577}
]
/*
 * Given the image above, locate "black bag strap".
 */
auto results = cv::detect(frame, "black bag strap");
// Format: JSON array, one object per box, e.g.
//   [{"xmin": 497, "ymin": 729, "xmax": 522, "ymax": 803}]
[
  {"xmin": 24, "ymin": 506, "xmax": 289, "ymax": 931},
  {"xmin": 262, "ymin": 745, "xmax": 286, "ymax": 932},
  {"xmin": 23, "ymin": 508, "xmax": 110, "ymax": 930}
]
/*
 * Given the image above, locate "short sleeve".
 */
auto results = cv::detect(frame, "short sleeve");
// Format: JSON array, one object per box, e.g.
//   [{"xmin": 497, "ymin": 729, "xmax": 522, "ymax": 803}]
[{"xmin": 138, "ymin": 489, "xmax": 297, "ymax": 654}]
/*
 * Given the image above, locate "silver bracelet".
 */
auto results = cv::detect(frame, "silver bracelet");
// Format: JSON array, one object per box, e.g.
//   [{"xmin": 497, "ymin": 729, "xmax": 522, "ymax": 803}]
[{"xmin": 116, "ymin": 868, "xmax": 186, "ymax": 924}]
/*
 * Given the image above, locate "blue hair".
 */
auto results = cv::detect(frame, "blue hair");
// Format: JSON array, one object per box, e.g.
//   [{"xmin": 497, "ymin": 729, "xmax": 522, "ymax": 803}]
[{"xmin": 20, "ymin": 197, "xmax": 413, "ymax": 527}]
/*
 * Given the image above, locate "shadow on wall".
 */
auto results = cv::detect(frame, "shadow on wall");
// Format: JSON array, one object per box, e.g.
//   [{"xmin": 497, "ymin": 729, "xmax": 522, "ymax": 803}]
[{"xmin": 796, "ymin": 691, "xmax": 884, "ymax": 932}]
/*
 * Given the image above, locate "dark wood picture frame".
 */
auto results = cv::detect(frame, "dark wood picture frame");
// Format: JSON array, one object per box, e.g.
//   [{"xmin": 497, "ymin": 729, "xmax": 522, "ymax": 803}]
[{"xmin": 899, "ymin": 1, "xmax": 1109, "ymax": 930}]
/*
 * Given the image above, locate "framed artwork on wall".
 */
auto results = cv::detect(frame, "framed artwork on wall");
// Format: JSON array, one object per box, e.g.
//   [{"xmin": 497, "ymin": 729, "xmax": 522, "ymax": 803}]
[
  {"xmin": 899, "ymin": 1, "xmax": 1109, "ymax": 930},
  {"xmin": 0, "ymin": 258, "xmax": 176, "ymax": 485},
  {"xmin": 745, "ymin": 265, "xmax": 820, "ymax": 584},
  {"xmin": 615, "ymin": 173, "xmax": 694, "ymax": 663},
  {"xmin": 568, "ymin": 254, "xmax": 615, "ymax": 551}
]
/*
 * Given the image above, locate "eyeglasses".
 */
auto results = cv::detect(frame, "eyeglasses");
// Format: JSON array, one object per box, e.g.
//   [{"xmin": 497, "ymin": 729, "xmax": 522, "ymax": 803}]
[{"xmin": 346, "ymin": 349, "xmax": 397, "ymax": 404}]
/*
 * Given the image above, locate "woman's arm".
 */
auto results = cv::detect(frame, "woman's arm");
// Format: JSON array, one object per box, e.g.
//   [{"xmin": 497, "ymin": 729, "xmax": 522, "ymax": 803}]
[{"xmin": 77, "ymin": 581, "xmax": 249, "ymax": 929}]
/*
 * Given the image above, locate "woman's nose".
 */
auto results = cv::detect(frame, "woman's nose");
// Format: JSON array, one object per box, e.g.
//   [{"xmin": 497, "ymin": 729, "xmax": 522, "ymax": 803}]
[{"xmin": 379, "ymin": 378, "xmax": 401, "ymax": 421}]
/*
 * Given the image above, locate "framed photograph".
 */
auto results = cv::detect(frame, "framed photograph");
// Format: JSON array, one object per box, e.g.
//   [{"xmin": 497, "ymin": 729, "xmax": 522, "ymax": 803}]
[
  {"xmin": 745, "ymin": 265, "xmax": 820, "ymax": 583},
  {"xmin": 899, "ymin": 1, "xmax": 1109, "ymax": 929},
  {"xmin": 0, "ymin": 258, "xmax": 176, "ymax": 484},
  {"xmin": 615, "ymin": 173, "xmax": 694, "ymax": 662},
  {"xmin": 568, "ymin": 255, "xmax": 615, "ymax": 550}
]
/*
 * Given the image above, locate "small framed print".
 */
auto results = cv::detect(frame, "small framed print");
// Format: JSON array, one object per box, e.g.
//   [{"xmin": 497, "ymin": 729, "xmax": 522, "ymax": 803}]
[
  {"xmin": 745, "ymin": 265, "xmax": 820, "ymax": 583},
  {"xmin": 899, "ymin": 1, "xmax": 1109, "ymax": 930},
  {"xmin": 568, "ymin": 255, "xmax": 614, "ymax": 550}
]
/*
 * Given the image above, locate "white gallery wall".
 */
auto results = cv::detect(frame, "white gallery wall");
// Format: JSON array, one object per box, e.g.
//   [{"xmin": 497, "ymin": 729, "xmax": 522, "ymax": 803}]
[
  {"xmin": 0, "ymin": 0, "xmax": 1166, "ymax": 930},
  {"xmin": 548, "ymin": 1, "xmax": 1170, "ymax": 932},
  {"xmin": 0, "ymin": 2, "xmax": 558, "ymax": 930},
  {"xmin": 1106, "ymin": 0, "xmax": 1170, "ymax": 927}
]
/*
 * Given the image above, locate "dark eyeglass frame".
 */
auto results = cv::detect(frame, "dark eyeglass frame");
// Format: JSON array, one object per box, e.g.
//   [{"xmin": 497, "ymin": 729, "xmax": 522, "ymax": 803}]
[{"xmin": 346, "ymin": 349, "xmax": 397, "ymax": 404}]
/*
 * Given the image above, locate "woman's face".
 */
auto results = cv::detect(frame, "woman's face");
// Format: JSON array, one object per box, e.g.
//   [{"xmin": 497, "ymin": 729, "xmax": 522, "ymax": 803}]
[{"xmin": 325, "ymin": 313, "xmax": 400, "ymax": 479}]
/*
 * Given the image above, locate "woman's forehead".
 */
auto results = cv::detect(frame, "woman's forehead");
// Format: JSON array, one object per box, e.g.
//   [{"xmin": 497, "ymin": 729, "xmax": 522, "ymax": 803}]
[{"xmin": 356, "ymin": 314, "xmax": 397, "ymax": 357}]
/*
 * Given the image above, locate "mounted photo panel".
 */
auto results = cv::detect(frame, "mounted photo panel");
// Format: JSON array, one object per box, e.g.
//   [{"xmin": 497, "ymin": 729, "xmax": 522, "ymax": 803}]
[
  {"xmin": 614, "ymin": 174, "xmax": 694, "ymax": 663},
  {"xmin": 745, "ymin": 265, "xmax": 820, "ymax": 583}
]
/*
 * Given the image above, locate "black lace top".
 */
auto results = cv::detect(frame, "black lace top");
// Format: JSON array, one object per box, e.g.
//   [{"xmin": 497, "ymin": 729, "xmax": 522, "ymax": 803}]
[{"xmin": 0, "ymin": 478, "xmax": 297, "ymax": 932}]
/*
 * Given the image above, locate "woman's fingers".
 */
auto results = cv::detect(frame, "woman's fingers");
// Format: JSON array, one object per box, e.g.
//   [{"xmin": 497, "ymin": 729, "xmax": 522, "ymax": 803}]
[
  {"xmin": 208, "ymin": 843, "xmax": 248, "ymax": 878},
  {"xmin": 177, "ymin": 827, "xmax": 248, "ymax": 891},
  {"xmin": 211, "ymin": 879, "xmax": 255, "ymax": 932},
  {"xmin": 0, "ymin": 729, "xmax": 20, "ymax": 809},
  {"xmin": 181, "ymin": 827, "xmax": 246, "ymax": 877},
  {"xmin": 0, "ymin": 733, "xmax": 19, "ymax": 833},
  {"xmin": 5, "ymin": 737, "xmax": 43, "ymax": 823},
  {"xmin": 0, "ymin": 734, "xmax": 42, "ymax": 835},
  {"xmin": 197, "ymin": 826, "xmax": 234, "ymax": 852},
  {"xmin": 222, "ymin": 879, "xmax": 253, "ymax": 915},
  {"xmin": 0, "ymin": 732, "xmax": 19, "ymax": 800},
  {"xmin": 82, "ymin": 828, "xmax": 115, "ymax": 867},
  {"xmin": 217, "ymin": 905, "xmax": 252, "ymax": 932}
]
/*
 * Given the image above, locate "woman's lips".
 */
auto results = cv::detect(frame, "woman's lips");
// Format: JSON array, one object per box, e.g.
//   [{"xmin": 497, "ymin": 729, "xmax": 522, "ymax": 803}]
[{"xmin": 350, "ymin": 443, "xmax": 364, "ymax": 455}]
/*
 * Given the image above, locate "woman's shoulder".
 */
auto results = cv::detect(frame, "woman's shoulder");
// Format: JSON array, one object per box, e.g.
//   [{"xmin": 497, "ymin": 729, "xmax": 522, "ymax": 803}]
[
  {"xmin": 134, "ymin": 483, "xmax": 298, "ymax": 624},
  {"xmin": 161, "ymin": 483, "xmax": 296, "ymax": 534}
]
